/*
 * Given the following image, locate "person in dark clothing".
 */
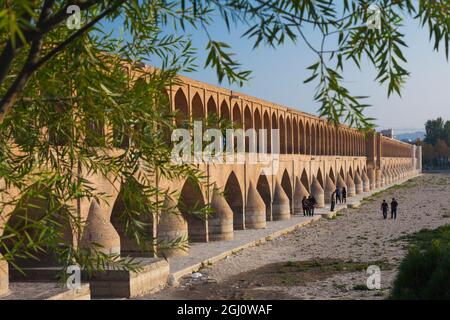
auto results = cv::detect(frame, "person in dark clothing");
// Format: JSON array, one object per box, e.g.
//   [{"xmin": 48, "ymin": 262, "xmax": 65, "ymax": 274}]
[
  {"xmin": 342, "ymin": 187, "xmax": 347, "ymax": 203},
  {"xmin": 391, "ymin": 198, "xmax": 398, "ymax": 219},
  {"xmin": 335, "ymin": 187, "xmax": 341, "ymax": 204},
  {"xmin": 331, "ymin": 191, "xmax": 336, "ymax": 212},
  {"xmin": 308, "ymin": 195, "xmax": 317, "ymax": 216},
  {"xmin": 381, "ymin": 200, "xmax": 389, "ymax": 219},
  {"xmin": 302, "ymin": 196, "xmax": 309, "ymax": 216}
]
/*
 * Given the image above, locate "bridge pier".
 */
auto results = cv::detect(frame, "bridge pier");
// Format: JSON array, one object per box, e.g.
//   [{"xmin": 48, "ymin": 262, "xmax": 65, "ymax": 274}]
[
  {"xmin": 346, "ymin": 174, "xmax": 356, "ymax": 197},
  {"xmin": 311, "ymin": 177, "xmax": 325, "ymax": 208},
  {"xmin": 245, "ymin": 182, "xmax": 267, "ymax": 229},
  {"xmin": 324, "ymin": 175, "xmax": 336, "ymax": 204},
  {"xmin": 354, "ymin": 172, "xmax": 363, "ymax": 194},
  {"xmin": 362, "ymin": 171, "xmax": 370, "ymax": 192},
  {"xmin": 208, "ymin": 189, "xmax": 234, "ymax": 241},
  {"xmin": 272, "ymin": 180, "xmax": 291, "ymax": 221},
  {"xmin": 157, "ymin": 195, "xmax": 189, "ymax": 257}
]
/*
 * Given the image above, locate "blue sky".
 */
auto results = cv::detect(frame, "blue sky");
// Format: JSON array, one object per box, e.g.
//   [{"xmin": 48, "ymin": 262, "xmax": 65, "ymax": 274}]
[
  {"xmin": 104, "ymin": 5, "xmax": 450, "ymax": 133},
  {"xmin": 172, "ymin": 12, "xmax": 450, "ymax": 133}
]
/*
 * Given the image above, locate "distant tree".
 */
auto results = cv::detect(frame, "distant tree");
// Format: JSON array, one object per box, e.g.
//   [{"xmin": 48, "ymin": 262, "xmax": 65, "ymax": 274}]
[
  {"xmin": 424, "ymin": 118, "xmax": 445, "ymax": 145},
  {"xmin": 422, "ymin": 143, "xmax": 437, "ymax": 167},
  {"xmin": 434, "ymin": 139, "xmax": 450, "ymax": 166},
  {"xmin": 444, "ymin": 121, "xmax": 450, "ymax": 146}
]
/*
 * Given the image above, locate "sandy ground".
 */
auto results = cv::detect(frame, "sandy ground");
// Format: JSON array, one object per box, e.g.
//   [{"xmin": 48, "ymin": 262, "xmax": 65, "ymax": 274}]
[{"xmin": 142, "ymin": 173, "xmax": 450, "ymax": 300}]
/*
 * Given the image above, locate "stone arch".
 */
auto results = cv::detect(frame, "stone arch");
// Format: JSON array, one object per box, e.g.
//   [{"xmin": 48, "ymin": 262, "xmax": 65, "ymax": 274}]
[
  {"xmin": 110, "ymin": 178, "xmax": 154, "ymax": 256},
  {"xmin": 1, "ymin": 184, "xmax": 75, "ymax": 274},
  {"xmin": 256, "ymin": 174, "xmax": 272, "ymax": 221},
  {"xmin": 272, "ymin": 112, "xmax": 279, "ymax": 154},
  {"xmin": 311, "ymin": 123, "xmax": 317, "ymax": 155},
  {"xmin": 263, "ymin": 110, "xmax": 271, "ymax": 153},
  {"xmin": 316, "ymin": 168, "xmax": 324, "ymax": 188},
  {"xmin": 192, "ymin": 93, "xmax": 204, "ymax": 120},
  {"xmin": 206, "ymin": 96, "xmax": 217, "ymax": 126},
  {"xmin": 220, "ymin": 100, "xmax": 230, "ymax": 121},
  {"xmin": 174, "ymin": 88, "xmax": 189, "ymax": 126},
  {"xmin": 349, "ymin": 166, "xmax": 354, "ymax": 178},
  {"xmin": 279, "ymin": 115, "xmax": 286, "ymax": 154},
  {"xmin": 300, "ymin": 169, "xmax": 310, "ymax": 193},
  {"xmin": 300, "ymin": 120, "xmax": 306, "ymax": 154},
  {"xmin": 306, "ymin": 122, "xmax": 311, "ymax": 155},
  {"xmin": 286, "ymin": 116, "xmax": 293, "ymax": 154},
  {"xmin": 244, "ymin": 105, "xmax": 253, "ymax": 153},
  {"xmin": 224, "ymin": 172, "xmax": 244, "ymax": 230},
  {"xmin": 281, "ymin": 169, "xmax": 293, "ymax": 213},
  {"xmin": 293, "ymin": 119, "xmax": 299, "ymax": 154},
  {"xmin": 329, "ymin": 167, "xmax": 336, "ymax": 183},
  {"xmin": 233, "ymin": 103, "xmax": 242, "ymax": 128},
  {"xmin": 179, "ymin": 178, "xmax": 207, "ymax": 242},
  {"xmin": 254, "ymin": 108, "xmax": 262, "ymax": 153},
  {"xmin": 339, "ymin": 167, "xmax": 345, "ymax": 180}
]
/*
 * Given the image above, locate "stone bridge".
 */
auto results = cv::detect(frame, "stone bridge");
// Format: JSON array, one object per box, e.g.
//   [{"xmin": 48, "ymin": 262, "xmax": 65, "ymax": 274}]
[{"xmin": 0, "ymin": 72, "xmax": 422, "ymax": 298}]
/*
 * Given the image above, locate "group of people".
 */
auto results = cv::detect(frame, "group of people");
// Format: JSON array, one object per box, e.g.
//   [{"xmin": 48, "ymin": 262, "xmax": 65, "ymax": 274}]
[
  {"xmin": 301, "ymin": 195, "xmax": 317, "ymax": 216},
  {"xmin": 330, "ymin": 187, "xmax": 347, "ymax": 211},
  {"xmin": 381, "ymin": 198, "xmax": 399, "ymax": 219}
]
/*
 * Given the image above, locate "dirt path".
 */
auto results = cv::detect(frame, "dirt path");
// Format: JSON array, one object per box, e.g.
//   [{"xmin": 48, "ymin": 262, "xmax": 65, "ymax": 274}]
[{"xmin": 142, "ymin": 173, "xmax": 450, "ymax": 300}]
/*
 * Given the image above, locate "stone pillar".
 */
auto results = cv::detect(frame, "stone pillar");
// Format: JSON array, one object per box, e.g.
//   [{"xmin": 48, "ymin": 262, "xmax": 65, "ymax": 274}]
[
  {"xmin": 375, "ymin": 169, "xmax": 382, "ymax": 188},
  {"xmin": 354, "ymin": 172, "xmax": 363, "ymax": 194},
  {"xmin": 0, "ymin": 255, "xmax": 8, "ymax": 297},
  {"xmin": 80, "ymin": 199, "xmax": 121, "ymax": 255},
  {"xmin": 380, "ymin": 172, "xmax": 385, "ymax": 186},
  {"xmin": 368, "ymin": 168, "xmax": 376, "ymax": 190},
  {"xmin": 346, "ymin": 174, "xmax": 356, "ymax": 197},
  {"xmin": 157, "ymin": 196, "xmax": 189, "ymax": 257},
  {"xmin": 311, "ymin": 177, "xmax": 325, "ymax": 208},
  {"xmin": 272, "ymin": 180, "xmax": 291, "ymax": 221},
  {"xmin": 208, "ymin": 189, "xmax": 234, "ymax": 241},
  {"xmin": 245, "ymin": 181, "xmax": 266, "ymax": 229},
  {"xmin": 324, "ymin": 175, "xmax": 336, "ymax": 204},
  {"xmin": 293, "ymin": 177, "xmax": 309, "ymax": 215},
  {"xmin": 362, "ymin": 171, "xmax": 370, "ymax": 192}
]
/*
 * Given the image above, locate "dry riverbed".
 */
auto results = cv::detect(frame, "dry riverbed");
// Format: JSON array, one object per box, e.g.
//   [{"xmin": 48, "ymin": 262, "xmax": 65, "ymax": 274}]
[{"xmin": 143, "ymin": 173, "xmax": 450, "ymax": 300}]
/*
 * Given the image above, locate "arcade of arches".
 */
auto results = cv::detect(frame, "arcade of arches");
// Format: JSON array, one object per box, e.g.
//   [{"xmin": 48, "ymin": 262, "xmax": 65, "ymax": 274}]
[{"xmin": 0, "ymin": 72, "xmax": 422, "ymax": 296}]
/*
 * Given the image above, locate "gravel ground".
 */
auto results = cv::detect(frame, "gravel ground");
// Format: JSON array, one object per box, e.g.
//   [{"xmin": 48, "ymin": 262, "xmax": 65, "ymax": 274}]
[{"xmin": 142, "ymin": 173, "xmax": 450, "ymax": 300}]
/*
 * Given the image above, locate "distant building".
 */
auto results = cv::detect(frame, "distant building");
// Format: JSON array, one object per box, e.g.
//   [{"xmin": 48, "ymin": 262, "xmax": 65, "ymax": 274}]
[{"xmin": 380, "ymin": 129, "xmax": 394, "ymax": 138}]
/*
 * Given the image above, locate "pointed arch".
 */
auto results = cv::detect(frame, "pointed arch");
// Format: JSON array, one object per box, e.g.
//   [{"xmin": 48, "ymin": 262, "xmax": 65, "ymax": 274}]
[
  {"xmin": 279, "ymin": 115, "xmax": 286, "ymax": 154},
  {"xmin": 329, "ymin": 167, "xmax": 336, "ymax": 183},
  {"xmin": 286, "ymin": 116, "xmax": 293, "ymax": 154},
  {"xmin": 192, "ymin": 93, "xmax": 204, "ymax": 120},
  {"xmin": 244, "ymin": 105, "xmax": 253, "ymax": 153},
  {"xmin": 233, "ymin": 103, "xmax": 242, "ymax": 128},
  {"xmin": 179, "ymin": 178, "xmax": 207, "ymax": 242},
  {"xmin": 220, "ymin": 100, "xmax": 230, "ymax": 121},
  {"xmin": 224, "ymin": 172, "xmax": 244, "ymax": 230},
  {"xmin": 263, "ymin": 110, "xmax": 271, "ymax": 153},
  {"xmin": 306, "ymin": 122, "xmax": 311, "ymax": 155},
  {"xmin": 293, "ymin": 119, "xmax": 299, "ymax": 154},
  {"xmin": 300, "ymin": 169, "xmax": 310, "ymax": 193},
  {"xmin": 257, "ymin": 174, "xmax": 272, "ymax": 221},
  {"xmin": 311, "ymin": 123, "xmax": 317, "ymax": 155},
  {"xmin": 300, "ymin": 120, "xmax": 306, "ymax": 154},
  {"xmin": 281, "ymin": 169, "xmax": 293, "ymax": 214},
  {"xmin": 272, "ymin": 112, "xmax": 279, "ymax": 154},
  {"xmin": 254, "ymin": 109, "xmax": 262, "ymax": 153},
  {"xmin": 316, "ymin": 168, "xmax": 324, "ymax": 188},
  {"xmin": 174, "ymin": 88, "xmax": 189, "ymax": 126}
]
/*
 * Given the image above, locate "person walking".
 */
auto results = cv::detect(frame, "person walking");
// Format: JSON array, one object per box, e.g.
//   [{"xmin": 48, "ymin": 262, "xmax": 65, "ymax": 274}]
[
  {"xmin": 302, "ymin": 196, "xmax": 309, "ymax": 216},
  {"xmin": 330, "ymin": 190, "xmax": 336, "ymax": 212},
  {"xmin": 381, "ymin": 200, "xmax": 389, "ymax": 219},
  {"xmin": 342, "ymin": 187, "xmax": 347, "ymax": 204},
  {"xmin": 391, "ymin": 198, "xmax": 398, "ymax": 219},
  {"xmin": 335, "ymin": 187, "xmax": 341, "ymax": 204},
  {"xmin": 308, "ymin": 195, "xmax": 317, "ymax": 216}
]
